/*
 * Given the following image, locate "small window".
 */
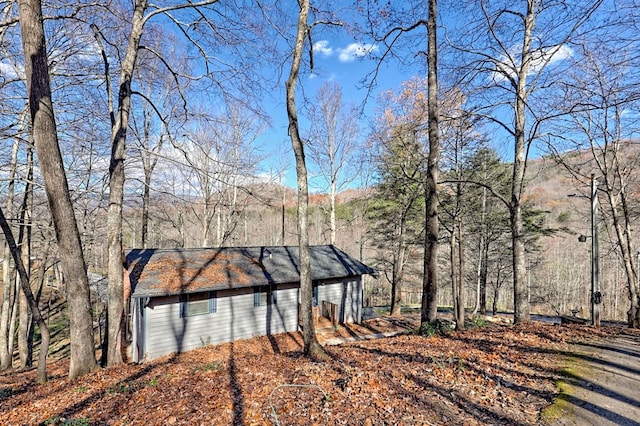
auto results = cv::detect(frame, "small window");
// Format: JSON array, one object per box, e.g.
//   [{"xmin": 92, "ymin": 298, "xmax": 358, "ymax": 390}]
[
  {"xmin": 254, "ymin": 286, "xmax": 276, "ymax": 307},
  {"xmin": 180, "ymin": 291, "xmax": 217, "ymax": 317}
]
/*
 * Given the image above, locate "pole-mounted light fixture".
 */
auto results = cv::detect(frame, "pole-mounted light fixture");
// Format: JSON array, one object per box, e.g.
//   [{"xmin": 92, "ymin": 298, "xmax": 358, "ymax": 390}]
[{"xmin": 568, "ymin": 174, "xmax": 601, "ymax": 327}]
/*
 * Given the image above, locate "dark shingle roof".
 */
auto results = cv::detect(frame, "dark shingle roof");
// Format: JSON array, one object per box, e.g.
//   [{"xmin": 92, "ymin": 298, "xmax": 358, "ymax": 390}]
[{"xmin": 126, "ymin": 245, "xmax": 375, "ymax": 297}]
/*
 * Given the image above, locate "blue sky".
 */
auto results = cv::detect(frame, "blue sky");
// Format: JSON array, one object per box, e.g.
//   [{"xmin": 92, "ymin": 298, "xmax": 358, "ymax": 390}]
[{"xmin": 258, "ymin": 35, "xmax": 419, "ymax": 189}]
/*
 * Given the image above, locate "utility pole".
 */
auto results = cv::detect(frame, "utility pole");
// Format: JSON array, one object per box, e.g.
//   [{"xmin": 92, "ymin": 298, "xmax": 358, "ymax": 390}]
[{"xmin": 591, "ymin": 174, "xmax": 601, "ymax": 327}]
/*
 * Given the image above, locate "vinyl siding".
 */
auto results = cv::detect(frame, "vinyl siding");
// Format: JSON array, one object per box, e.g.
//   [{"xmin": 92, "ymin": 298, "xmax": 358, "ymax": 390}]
[
  {"xmin": 316, "ymin": 278, "xmax": 362, "ymax": 323},
  {"xmin": 345, "ymin": 279, "xmax": 362, "ymax": 323},
  {"xmin": 138, "ymin": 278, "xmax": 362, "ymax": 361},
  {"xmin": 142, "ymin": 284, "xmax": 300, "ymax": 360},
  {"xmin": 131, "ymin": 297, "xmax": 146, "ymax": 362}
]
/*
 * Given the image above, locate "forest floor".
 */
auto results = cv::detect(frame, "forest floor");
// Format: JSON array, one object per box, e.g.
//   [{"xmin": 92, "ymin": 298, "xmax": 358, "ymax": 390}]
[{"xmin": 0, "ymin": 312, "xmax": 638, "ymax": 425}]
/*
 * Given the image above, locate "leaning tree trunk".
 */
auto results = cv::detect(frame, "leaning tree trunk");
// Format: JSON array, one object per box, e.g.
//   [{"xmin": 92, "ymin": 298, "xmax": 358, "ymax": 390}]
[
  {"xmin": 17, "ymin": 145, "xmax": 34, "ymax": 369},
  {"xmin": 17, "ymin": 258, "xmax": 32, "ymax": 370},
  {"xmin": 0, "ymin": 206, "xmax": 49, "ymax": 383},
  {"xmin": 18, "ymin": 0, "xmax": 96, "ymax": 379},
  {"xmin": 286, "ymin": 0, "xmax": 325, "ymax": 359}
]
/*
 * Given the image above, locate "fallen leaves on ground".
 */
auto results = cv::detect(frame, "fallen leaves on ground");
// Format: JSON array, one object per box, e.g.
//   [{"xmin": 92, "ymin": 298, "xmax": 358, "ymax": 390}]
[{"xmin": 0, "ymin": 316, "xmax": 634, "ymax": 425}]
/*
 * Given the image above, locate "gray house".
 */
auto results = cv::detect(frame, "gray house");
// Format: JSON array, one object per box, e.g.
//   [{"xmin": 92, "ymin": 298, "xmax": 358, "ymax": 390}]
[{"xmin": 124, "ymin": 245, "xmax": 375, "ymax": 362}]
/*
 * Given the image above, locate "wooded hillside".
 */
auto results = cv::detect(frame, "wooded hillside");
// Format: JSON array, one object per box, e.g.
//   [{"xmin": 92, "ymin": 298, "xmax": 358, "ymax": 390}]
[{"xmin": 2, "ymin": 0, "xmax": 640, "ymax": 382}]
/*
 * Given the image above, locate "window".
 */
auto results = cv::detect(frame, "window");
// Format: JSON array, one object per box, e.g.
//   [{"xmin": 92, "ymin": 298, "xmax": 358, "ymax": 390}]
[
  {"xmin": 254, "ymin": 286, "xmax": 276, "ymax": 307},
  {"xmin": 180, "ymin": 291, "xmax": 217, "ymax": 317}
]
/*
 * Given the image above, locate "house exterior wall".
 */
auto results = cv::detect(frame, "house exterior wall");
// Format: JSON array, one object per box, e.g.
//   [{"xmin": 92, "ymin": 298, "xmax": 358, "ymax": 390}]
[
  {"xmin": 131, "ymin": 297, "xmax": 146, "ymax": 362},
  {"xmin": 133, "ymin": 277, "xmax": 363, "ymax": 361},
  {"xmin": 317, "ymin": 277, "xmax": 362, "ymax": 323},
  {"xmin": 138, "ymin": 283, "xmax": 299, "ymax": 360}
]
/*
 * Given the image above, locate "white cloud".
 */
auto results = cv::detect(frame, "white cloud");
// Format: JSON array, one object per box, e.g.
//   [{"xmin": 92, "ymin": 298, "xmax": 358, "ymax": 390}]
[
  {"xmin": 337, "ymin": 43, "xmax": 379, "ymax": 63},
  {"xmin": 311, "ymin": 40, "xmax": 379, "ymax": 63},
  {"xmin": 492, "ymin": 44, "xmax": 573, "ymax": 82},
  {"xmin": 0, "ymin": 61, "xmax": 23, "ymax": 80},
  {"xmin": 530, "ymin": 44, "xmax": 573, "ymax": 73},
  {"xmin": 313, "ymin": 40, "xmax": 333, "ymax": 57}
]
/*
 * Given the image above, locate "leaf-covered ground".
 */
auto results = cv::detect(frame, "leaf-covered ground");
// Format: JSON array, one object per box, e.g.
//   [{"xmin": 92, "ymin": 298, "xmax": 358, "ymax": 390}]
[{"xmin": 0, "ymin": 316, "xmax": 632, "ymax": 425}]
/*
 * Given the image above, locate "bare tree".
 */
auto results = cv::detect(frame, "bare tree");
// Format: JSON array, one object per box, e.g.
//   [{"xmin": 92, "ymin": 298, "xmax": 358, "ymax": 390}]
[
  {"xmin": 285, "ymin": 0, "xmax": 325, "ymax": 358},
  {"xmin": 126, "ymin": 28, "xmax": 194, "ymax": 249},
  {"xmin": 447, "ymin": 0, "xmax": 603, "ymax": 324},
  {"xmin": 356, "ymin": 0, "xmax": 441, "ymax": 324},
  {"xmin": 166, "ymin": 106, "xmax": 263, "ymax": 247},
  {"xmin": 93, "ymin": 0, "xmax": 277, "ymax": 365},
  {"xmin": 549, "ymin": 39, "xmax": 640, "ymax": 327},
  {"xmin": 17, "ymin": 0, "xmax": 95, "ymax": 379},
  {"xmin": 305, "ymin": 82, "xmax": 362, "ymax": 245},
  {"xmin": 103, "ymin": 0, "xmax": 147, "ymax": 367}
]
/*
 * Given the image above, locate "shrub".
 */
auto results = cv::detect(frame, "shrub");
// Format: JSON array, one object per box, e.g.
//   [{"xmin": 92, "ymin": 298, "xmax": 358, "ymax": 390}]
[{"xmin": 417, "ymin": 319, "xmax": 452, "ymax": 336}]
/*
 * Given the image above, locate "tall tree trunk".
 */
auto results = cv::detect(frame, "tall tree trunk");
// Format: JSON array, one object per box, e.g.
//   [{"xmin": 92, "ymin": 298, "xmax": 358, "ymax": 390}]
[
  {"xmin": 479, "ymin": 239, "xmax": 489, "ymax": 315},
  {"xmin": 457, "ymin": 219, "xmax": 465, "ymax": 327},
  {"xmin": 216, "ymin": 208, "xmax": 222, "ymax": 246},
  {"xmin": 141, "ymin": 169, "xmax": 151, "ymax": 248},
  {"xmin": 0, "ymin": 138, "xmax": 19, "ymax": 370},
  {"xmin": 472, "ymin": 238, "xmax": 480, "ymax": 317},
  {"xmin": 18, "ymin": 0, "xmax": 96, "ymax": 379},
  {"xmin": 473, "ymin": 185, "xmax": 487, "ymax": 316},
  {"xmin": 479, "ymin": 182, "xmax": 489, "ymax": 315},
  {"xmin": 450, "ymin": 225, "xmax": 459, "ymax": 326},
  {"xmin": 603, "ymin": 179, "xmax": 639, "ymax": 327},
  {"xmin": 330, "ymin": 178, "xmax": 337, "ymax": 245},
  {"xmin": 451, "ymin": 174, "xmax": 466, "ymax": 329},
  {"xmin": 106, "ymin": 0, "xmax": 147, "ymax": 367},
  {"xmin": 286, "ymin": 0, "xmax": 324, "ymax": 359},
  {"xmin": 615, "ymin": 191, "xmax": 638, "ymax": 328},
  {"xmin": 0, "ymin": 274, "xmax": 14, "ymax": 370},
  {"xmin": 450, "ymin": 214, "xmax": 465, "ymax": 329},
  {"xmin": 139, "ymin": 115, "xmax": 157, "ymax": 249},
  {"xmin": 510, "ymin": 0, "xmax": 535, "ymax": 325},
  {"xmin": 7, "ymin": 288, "xmax": 18, "ymax": 366},
  {"xmin": 421, "ymin": 0, "xmax": 440, "ymax": 326},
  {"xmin": 492, "ymin": 262, "xmax": 502, "ymax": 315},
  {"xmin": 390, "ymin": 233, "xmax": 405, "ymax": 317}
]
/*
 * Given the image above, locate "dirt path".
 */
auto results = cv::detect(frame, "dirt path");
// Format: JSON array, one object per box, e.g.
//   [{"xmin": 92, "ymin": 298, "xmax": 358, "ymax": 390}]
[{"xmin": 546, "ymin": 331, "xmax": 640, "ymax": 426}]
